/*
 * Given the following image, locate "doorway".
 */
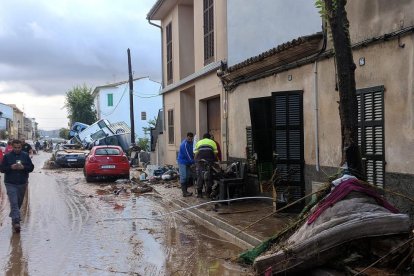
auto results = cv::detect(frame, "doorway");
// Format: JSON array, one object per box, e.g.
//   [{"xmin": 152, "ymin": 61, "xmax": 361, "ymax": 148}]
[
  {"xmin": 249, "ymin": 91, "xmax": 304, "ymax": 212},
  {"xmin": 207, "ymin": 97, "xmax": 221, "ymax": 146}
]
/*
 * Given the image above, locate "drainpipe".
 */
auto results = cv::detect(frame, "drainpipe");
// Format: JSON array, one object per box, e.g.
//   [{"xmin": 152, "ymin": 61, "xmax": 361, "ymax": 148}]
[
  {"xmin": 313, "ymin": 61, "xmax": 320, "ymax": 172},
  {"xmin": 223, "ymin": 87, "xmax": 229, "ymax": 161},
  {"xmin": 148, "ymin": 19, "xmax": 164, "ymax": 165},
  {"xmin": 313, "ymin": 21, "xmax": 328, "ymax": 172}
]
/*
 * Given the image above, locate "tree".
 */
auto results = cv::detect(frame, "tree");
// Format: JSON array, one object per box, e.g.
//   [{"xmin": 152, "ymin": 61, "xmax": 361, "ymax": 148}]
[
  {"xmin": 317, "ymin": 0, "xmax": 364, "ymax": 178},
  {"xmin": 137, "ymin": 137, "xmax": 149, "ymax": 151},
  {"xmin": 65, "ymin": 85, "xmax": 97, "ymax": 126},
  {"xmin": 139, "ymin": 117, "xmax": 156, "ymax": 151},
  {"xmin": 59, "ymin": 128, "xmax": 70, "ymax": 139},
  {"xmin": 142, "ymin": 116, "xmax": 157, "ymax": 136},
  {"xmin": 0, "ymin": 129, "xmax": 8, "ymax": 139}
]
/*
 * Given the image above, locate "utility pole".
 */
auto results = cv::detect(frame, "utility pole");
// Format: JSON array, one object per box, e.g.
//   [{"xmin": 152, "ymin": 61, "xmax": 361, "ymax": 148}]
[{"xmin": 127, "ymin": 48, "xmax": 135, "ymax": 145}]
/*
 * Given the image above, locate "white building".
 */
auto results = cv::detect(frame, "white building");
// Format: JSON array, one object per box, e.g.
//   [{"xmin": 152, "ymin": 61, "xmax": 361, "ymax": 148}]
[
  {"xmin": 92, "ymin": 77, "xmax": 162, "ymax": 140},
  {"xmin": 0, "ymin": 103, "xmax": 13, "ymax": 138}
]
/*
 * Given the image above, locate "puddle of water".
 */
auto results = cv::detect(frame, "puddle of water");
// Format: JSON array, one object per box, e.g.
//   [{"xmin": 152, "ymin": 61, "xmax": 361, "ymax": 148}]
[
  {"xmin": 1, "ymin": 153, "xmax": 253, "ymax": 275},
  {"xmin": 163, "ymin": 215, "xmax": 251, "ymax": 275}
]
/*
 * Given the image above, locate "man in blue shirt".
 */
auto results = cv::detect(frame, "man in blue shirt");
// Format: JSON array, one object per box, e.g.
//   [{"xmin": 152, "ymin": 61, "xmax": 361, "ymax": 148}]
[
  {"xmin": 1, "ymin": 139, "xmax": 34, "ymax": 233},
  {"xmin": 177, "ymin": 132, "xmax": 194, "ymax": 197}
]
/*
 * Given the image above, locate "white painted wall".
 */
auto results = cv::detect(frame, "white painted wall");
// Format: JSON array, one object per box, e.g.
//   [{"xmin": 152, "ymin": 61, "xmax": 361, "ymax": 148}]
[
  {"xmin": 0, "ymin": 103, "xmax": 13, "ymax": 130},
  {"xmin": 227, "ymin": 0, "xmax": 322, "ymax": 66},
  {"xmin": 95, "ymin": 78, "xmax": 162, "ymax": 140}
]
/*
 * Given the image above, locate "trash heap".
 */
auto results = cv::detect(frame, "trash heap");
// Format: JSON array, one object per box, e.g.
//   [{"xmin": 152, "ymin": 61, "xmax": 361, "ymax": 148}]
[
  {"xmin": 132, "ymin": 164, "xmax": 180, "ymax": 184},
  {"xmin": 239, "ymin": 174, "xmax": 413, "ymax": 274}
]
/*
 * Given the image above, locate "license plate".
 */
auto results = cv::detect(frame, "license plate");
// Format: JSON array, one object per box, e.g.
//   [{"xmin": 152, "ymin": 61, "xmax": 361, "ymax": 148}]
[
  {"xmin": 67, "ymin": 159, "xmax": 77, "ymax": 162},
  {"xmin": 101, "ymin": 165, "xmax": 115, "ymax": 169}
]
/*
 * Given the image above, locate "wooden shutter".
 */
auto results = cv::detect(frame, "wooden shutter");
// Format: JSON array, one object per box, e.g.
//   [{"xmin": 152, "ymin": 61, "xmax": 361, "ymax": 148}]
[
  {"xmin": 246, "ymin": 126, "xmax": 256, "ymax": 173},
  {"xmin": 357, "ymin": 86, "xmax": 385, "ymax": 188},
  {"xmin": 166, "ymin": 23, "xmax": 173, "ymax": 84},
  {"xmin": 167, "ymin": 109, "xmax": 174, "ymax": 144},
  {"xmin": 272, "ymin": 91, "xmax": 304, "ymax": 211},
  {"xmin": 203, "ymin": 0, "xmax": 214, "ymax": 64}
]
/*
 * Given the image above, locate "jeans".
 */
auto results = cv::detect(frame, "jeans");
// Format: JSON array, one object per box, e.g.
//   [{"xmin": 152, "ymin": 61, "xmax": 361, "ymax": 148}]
[
  {"xmin": 5, "ymin": 183, "xmax": 27, "ymax": 223},
  {"xmin": 178, "ymin": 163, "xmax": 192, "ymax": 184},
  {"xmin": 196, "ymin": 161, "xmax": 213, "ymax": 193}
]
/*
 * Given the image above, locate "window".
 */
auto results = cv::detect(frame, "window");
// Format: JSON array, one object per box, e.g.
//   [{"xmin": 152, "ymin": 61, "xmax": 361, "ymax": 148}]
[
  {"xmin": 167, "ymin": 109, "xmax": 174, "ymax": 144},
  {"xmin": 166, "ymin": 22, "xmax": 173, "ymax": 84},
  {"xmin": 91, "ymin": 130, "xmax": 106, "ymax": 141},
  {"xmin": 203, "ymin": 0, "xmax": 214, "ymax": 64},
  {"xmin": 95, "ymin": 148, "xmax": 121, "ymax": 155},
  {"xmin": 357, "ymin": 86, "xmax": 385, "ymax": 188},
  {"xmin": 107, "ymin": 94, "xmax": 113, "ymax": 107}
]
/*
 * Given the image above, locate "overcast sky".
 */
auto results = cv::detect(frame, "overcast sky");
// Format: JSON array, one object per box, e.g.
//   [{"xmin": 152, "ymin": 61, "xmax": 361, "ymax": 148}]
[{"xmin": 0, "ymin": 0, "xmax": 161, "ymax": 130}]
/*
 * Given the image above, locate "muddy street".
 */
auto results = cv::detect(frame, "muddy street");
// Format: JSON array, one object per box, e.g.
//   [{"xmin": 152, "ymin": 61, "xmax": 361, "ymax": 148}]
[{"xmin": 0, "ymin": 152, "xmax": 251, "ymax": 276}]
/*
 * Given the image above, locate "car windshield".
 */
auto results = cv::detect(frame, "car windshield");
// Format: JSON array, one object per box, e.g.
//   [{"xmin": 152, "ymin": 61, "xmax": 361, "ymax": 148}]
[
  {"xmin": 61, "ymin": 144, "xmax": 82, "ymax": 150},
  {"xmin": 95, "ymin": 148, "xmax": 121, "ymax": 155}
]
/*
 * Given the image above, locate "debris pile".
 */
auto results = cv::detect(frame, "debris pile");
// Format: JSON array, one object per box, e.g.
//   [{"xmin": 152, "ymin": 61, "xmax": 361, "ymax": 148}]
[{"xmin": 239, "ymin": 174, "xmax": 414, "ymax": 274}]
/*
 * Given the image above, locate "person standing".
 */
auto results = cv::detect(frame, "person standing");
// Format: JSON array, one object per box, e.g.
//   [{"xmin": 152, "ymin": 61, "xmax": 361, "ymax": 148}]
[
  {"xmin": 4, "ymin": 140, "xmax": 13, "ymax": 154},
  {"xmin": 35, "ymin": 140, "xmax": 41, "ymax": 152},
  {"xmin": 21, "ymin": 139, "xmax": 33, "ymax": 158},
  {"xmin": 210, "ymin": 135, "xmax": 222, "ymax": 161},
  {"xmin": 177, "ymin": 132, "xmax": 195, "ymax": 197},
  {"xmin": 194, "ymin": 133, "xmax": 218, "ymax": 198},
  {"xmin": 1, "ymin": 139, "xmax": 34, "ymax": 232},
  {"xmin": 0, "ymin": 146, "xmax": 3, "ymax": 164}
]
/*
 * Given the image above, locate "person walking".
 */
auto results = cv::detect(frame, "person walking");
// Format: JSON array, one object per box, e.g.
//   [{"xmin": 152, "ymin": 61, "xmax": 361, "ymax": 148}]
[
  {"xmin": 1, "ymin": 139, "xmax": 34, "ymax": 233},
  {"xmin": 21, "ymin": 139, "xmax": 33, "ymax": 158},
  {"xmin": 4, "ymin": 140, "xmax": 13, "ymax": 154},
  {"xmin": 177, "ymin": 132, "xmax": 195, "ymax": 197}
]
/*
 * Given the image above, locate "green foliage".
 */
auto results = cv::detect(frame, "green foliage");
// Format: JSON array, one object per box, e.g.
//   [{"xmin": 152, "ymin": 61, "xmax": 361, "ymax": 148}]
[
  {"xmin": 65, "ymin": 84, "xmax": 97, "ymax": 125},
  {"xmin": 142, "ymin": 116, "xmax": 157, "ymax": 135},
  {"xmin": 59, "ymin": 128, "xmax": 70, "ymax": 139},
  {"xmin": 315, "ymin": 0, "xmax": 335, "ymax": 45},
  {"xmin": 315, "ymin": 0, "xmax": 338, "ymax": 19},
  {"xmin": 137, "ymin": 137, "xmax": 149, "ymax": 151},
  {"xmin": 315, "ymin": 0, "xmax": 327, "ymax": 19},
  {"xmin": 0, "ymin": 129, "xmax": 8, "ymax": 139}
]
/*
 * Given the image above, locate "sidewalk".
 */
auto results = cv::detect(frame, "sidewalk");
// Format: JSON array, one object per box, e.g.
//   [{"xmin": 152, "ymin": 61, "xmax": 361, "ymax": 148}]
[{"xmin": 147, "ymin": 179, "xmax": 293, "ymax": 250}]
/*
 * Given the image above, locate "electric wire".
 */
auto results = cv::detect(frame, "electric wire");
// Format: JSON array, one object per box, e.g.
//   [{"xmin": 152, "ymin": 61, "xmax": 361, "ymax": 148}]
[{"xmin": 101, "ymin": 196, "xmax": 274, "ymax": 222}]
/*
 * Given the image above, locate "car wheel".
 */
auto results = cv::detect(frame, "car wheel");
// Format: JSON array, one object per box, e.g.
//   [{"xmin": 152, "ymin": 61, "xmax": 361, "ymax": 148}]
[{"xmin": 85, "ymin": 175, "xmax": 94, "ymax": 183}]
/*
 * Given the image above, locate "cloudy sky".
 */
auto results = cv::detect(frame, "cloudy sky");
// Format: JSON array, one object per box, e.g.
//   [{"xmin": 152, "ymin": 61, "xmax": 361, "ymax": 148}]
[{"xmin": 0, "ymin": 0, "xmax": 161, "ymax": 130}]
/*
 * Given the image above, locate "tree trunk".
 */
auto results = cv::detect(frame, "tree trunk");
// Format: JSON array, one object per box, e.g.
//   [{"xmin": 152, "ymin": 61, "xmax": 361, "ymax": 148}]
[{"xmin": 325, "ymin": 0, "xmax": 364, "ymax": 179}]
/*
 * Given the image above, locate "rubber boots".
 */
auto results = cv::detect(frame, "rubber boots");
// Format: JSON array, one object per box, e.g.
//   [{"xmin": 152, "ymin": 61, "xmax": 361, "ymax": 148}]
[
  {"xmin": 181, "ymin": 182, "xmax": 193, "ymax": 197},
  {"xmin": 196, "ymin": 188, "xmax": 203, "ymax": 198}
]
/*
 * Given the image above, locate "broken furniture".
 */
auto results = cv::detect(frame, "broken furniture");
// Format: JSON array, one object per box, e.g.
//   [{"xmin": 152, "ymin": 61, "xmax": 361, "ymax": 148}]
[{"xmin": 218, "ymin": 161, "xmax": 247, "ymax": 205}]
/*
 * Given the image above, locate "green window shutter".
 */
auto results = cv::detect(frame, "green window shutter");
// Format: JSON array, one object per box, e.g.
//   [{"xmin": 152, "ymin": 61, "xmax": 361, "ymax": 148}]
[{"xmin": 107, "ymin": 94, "xmax": 113, "ymax": 106}]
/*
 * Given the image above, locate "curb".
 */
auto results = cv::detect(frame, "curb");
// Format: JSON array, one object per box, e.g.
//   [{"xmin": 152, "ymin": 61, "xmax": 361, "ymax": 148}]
[{"xmin": 170, "ymin": 198, "xmax": 262, "ymax": 250}]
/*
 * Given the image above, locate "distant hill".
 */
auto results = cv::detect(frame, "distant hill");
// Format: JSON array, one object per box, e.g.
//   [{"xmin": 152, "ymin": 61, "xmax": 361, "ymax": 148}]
[{"xmin": 39, "ymin": 129, "xmax": 60, "ymax": 138}]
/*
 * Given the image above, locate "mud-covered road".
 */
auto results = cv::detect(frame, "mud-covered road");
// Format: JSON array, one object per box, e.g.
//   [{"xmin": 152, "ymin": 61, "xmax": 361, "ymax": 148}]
[{"xmin": 0, "ymin": 152, "xmax": 252, "ymax": 275}]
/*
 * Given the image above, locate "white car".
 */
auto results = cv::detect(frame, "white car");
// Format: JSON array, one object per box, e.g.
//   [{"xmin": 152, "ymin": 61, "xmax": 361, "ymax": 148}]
[{"xmin": 0, "ymin": 140, "xmax": 7, "ymax": 153}]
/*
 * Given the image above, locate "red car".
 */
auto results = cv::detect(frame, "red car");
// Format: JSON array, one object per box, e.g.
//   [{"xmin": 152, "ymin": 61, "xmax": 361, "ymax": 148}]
[{"xmin": 84, "ymin": 145, "xmax": 130, "ymax": 182}]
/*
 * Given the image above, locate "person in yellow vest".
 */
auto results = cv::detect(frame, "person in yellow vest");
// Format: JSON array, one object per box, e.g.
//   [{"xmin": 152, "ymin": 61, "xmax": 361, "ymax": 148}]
[{"xmin": 194, "ymin": 133, "xmax": 218, "ymax": 198}]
